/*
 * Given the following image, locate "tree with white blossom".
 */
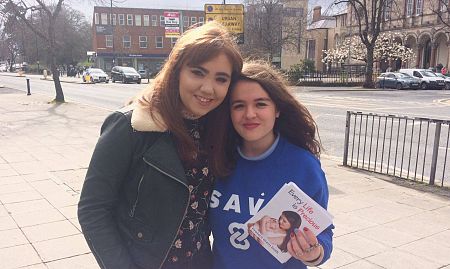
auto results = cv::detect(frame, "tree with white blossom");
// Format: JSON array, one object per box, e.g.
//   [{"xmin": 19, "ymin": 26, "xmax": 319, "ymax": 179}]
[{"xmin": 322, "ymin": 32, "xmax": 415, "ymax": 69}]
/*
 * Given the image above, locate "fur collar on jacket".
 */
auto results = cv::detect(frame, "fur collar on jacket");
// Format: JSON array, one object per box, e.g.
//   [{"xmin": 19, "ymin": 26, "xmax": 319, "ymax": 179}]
[{"xmin": 119, "ymin": 103, "xmax": 167, "ymax": 132}]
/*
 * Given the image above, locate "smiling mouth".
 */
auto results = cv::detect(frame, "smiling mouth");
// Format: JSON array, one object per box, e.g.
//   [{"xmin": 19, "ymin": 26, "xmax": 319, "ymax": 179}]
[
  {"xmin": 195, "ymin": 95, "xmax": 214, "ymax": 105},
  {"xmin": 243, "ymin": 123, "xmax": 259, "ymax": 129}
]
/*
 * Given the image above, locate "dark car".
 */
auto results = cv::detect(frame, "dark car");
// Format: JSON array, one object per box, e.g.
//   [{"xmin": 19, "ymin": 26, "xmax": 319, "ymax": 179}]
[
  {"xmin": 375, "ymin": 72, "xmax": 421, "ymax": 90},
  {"xmin": 111, "ymin": 66, "xmax": 141, "ymax": 84}
]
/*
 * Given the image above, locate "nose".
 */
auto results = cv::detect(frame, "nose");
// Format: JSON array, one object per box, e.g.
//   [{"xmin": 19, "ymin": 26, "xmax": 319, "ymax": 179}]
[
  {"xmin": 245, "ymin": 106, "xmax": 256, "ymax": 119},
  {"xmin": 199, "ymin": 80, "xmax": 214, "ymax": 96}
]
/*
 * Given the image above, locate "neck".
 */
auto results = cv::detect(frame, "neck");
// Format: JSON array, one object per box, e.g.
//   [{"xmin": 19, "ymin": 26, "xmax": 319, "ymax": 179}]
[{"xmin": 241, "ymin": 132, "xmax": 276, "ymax": 157}]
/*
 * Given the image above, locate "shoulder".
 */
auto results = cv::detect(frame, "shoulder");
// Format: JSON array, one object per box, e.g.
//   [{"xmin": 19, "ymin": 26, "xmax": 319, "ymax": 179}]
[
  {"xmin": 279, "ymin": 137, "xmax": 321, "ymax": 168},
  {"xmin": 112, "ymin": 103, "xmax": 167, "ymax": 133}
]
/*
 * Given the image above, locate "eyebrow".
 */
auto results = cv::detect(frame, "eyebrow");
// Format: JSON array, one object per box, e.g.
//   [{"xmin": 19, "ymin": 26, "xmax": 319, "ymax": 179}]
[
  {"xmin": 191, "ymin": 66, "xmax": 231, "ymax": 78},
  {"xmin": 231, "ymin": 97, "xmax": 272, "ymax": 105}
]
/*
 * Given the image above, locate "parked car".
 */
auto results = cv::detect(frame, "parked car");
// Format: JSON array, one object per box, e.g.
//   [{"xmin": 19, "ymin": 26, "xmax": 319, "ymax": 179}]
[
  {"xmin": 82, "ymin": 68, "xmax": 109, "ymax": 83},
  {"xmin": 434, "ymin": 73, "xmax": 450, "ymax": 90},
  {"xmin": 399, "ymin": 69, "xmax": 445, "ymax": 90},
  {"xmin": 111, "ymin": 66, "xmax": 141, "ymax": 84},
  {"xmin": 375, "ymin": 72, "xmax": 421, "ymax": 90},
  {"xmin": 138, "ymin": 69, "xmax": 148, "ymax": 79}
]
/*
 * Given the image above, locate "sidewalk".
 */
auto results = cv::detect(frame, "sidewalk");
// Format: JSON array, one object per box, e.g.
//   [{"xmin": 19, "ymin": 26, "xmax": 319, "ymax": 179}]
[{"xmin": 0, "ymin": 88, "xmax": 449, "ymax": 269}]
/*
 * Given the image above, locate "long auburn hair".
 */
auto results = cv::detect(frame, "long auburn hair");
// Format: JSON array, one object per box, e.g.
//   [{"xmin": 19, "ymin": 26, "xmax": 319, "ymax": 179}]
[
  {"xmin": 225, "ymin": 60, "xmax": 322, "ymax": 167},
  {"xmin": 136, "ymin": 22, "xmax": 243, "ymax": 176}
]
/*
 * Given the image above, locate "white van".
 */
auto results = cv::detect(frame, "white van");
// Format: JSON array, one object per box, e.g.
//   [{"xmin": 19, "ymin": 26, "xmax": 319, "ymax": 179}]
[{"xmin": 399, "ymin": 69, "xmax": 445, "ymax": 90}]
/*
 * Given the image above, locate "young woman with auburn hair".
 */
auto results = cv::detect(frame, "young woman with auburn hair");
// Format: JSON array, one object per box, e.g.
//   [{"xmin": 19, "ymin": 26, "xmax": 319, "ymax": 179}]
[{"xmin": 78, "ymin": 22, "xmax": 243, "ymax": 269}]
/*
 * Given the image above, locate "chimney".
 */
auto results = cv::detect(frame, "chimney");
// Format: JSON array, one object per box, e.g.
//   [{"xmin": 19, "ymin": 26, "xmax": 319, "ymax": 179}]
[{"xmin": 313, "ymin": 6, "xmax": 322, "ymax": 22}]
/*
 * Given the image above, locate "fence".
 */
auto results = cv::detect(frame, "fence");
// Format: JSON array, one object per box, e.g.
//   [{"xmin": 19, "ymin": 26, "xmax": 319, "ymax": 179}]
[
  {"xmin": 294, "ymin": 71, "xmax": 379, "ymax": 86},
  {"xmin": 343, "ymin": 111, "xmax": 450, "ymax": 187}
]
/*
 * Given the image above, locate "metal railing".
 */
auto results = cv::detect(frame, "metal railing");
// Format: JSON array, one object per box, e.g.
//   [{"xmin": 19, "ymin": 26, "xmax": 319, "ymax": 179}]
[{"xmin": 343, "ymin": 111, "xmax": 450, "ymax": 187}]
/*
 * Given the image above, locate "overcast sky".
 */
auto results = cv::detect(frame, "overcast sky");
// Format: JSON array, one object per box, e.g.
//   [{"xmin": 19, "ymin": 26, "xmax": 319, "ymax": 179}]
[{"xmin": 68, "ymin": 0, "xmax": 336, "ymax": 21}]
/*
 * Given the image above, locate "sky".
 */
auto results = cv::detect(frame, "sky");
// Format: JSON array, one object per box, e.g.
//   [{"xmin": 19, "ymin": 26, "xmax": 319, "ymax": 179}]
[{"xmin": 68, "ymin": 0, "xmax": 336, "ymax": 21}]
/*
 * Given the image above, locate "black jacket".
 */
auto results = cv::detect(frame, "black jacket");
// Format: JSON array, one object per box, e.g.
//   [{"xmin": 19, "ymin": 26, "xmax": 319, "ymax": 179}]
[{"xmin": 78, "ymin": 107, "xmax": 211, "ymax": 269}]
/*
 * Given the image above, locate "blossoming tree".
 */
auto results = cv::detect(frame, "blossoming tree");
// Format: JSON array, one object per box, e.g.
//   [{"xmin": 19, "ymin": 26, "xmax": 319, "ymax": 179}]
[{"xmin": 322, "ymin": 32, "xmax": 415, "ymax": 72}]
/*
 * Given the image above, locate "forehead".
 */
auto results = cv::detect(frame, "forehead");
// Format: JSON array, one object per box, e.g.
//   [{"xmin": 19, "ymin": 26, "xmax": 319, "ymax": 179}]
[
  {"xmin": 186, "ymin": 53, "xmax": 232, "ymax": 72},
  {"xmin": 231, "ymin": 80, "xmax": 270, "ymax": 100}
]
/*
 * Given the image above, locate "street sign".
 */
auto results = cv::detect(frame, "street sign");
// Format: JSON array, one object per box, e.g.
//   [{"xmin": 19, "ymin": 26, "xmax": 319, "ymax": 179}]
[
  {"xmin": 204, "ymin": 4, "xmax": 244, "ymax": 44},
  {"xmin": 164, "ymin": 11, "xmax": 180, "ymax": 38}
]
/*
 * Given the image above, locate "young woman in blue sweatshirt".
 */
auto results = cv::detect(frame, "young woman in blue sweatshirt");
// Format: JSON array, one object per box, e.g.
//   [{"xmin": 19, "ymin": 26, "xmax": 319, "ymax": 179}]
[{"xmin": 209, "ymin": 61, "xmax": 333, "ymax": 269}]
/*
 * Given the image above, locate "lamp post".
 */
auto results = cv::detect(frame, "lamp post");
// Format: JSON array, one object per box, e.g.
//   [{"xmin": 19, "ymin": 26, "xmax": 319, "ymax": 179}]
[
  {"xmin": 31, "ymin": 9, "xmax": 40, "ymax": 74},
  {"xmin": 110, "ymin": 0, "xmax": 115, "ymax": 67}
]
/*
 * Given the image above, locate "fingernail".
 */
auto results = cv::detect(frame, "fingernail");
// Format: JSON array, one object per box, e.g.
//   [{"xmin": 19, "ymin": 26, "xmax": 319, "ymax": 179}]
[
  {"xmin": 303, "ymin": 227, "xmax": 309, "ymax": 232},
  {"xmin": 290, "ymin": 232, "xmax": 295, "ymax": 237}
]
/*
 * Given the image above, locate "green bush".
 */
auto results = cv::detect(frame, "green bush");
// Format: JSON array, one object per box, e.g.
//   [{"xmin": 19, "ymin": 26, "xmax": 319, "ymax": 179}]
[{"xmin": 286, "ymin": 59, "xmax": 316, "ymax": 82}]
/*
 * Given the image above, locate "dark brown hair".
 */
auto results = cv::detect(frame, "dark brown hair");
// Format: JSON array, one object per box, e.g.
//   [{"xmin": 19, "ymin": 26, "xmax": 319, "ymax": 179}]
[
  {"xmin": 226, "ymin": 60, "xmax": 322, "ymax": 163},
  {"xmin": 137, "ymin": 22, "xmax": 243, "ymax": 175},
  {"xmin": 278, "ymin": 211, "xmax": 302, "ymax": 252}
]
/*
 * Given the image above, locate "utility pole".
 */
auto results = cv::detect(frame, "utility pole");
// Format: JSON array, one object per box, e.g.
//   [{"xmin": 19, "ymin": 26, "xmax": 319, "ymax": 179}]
[{"xmin": 110, "ymin": 0, "xmax": 115, "ymax": 66}]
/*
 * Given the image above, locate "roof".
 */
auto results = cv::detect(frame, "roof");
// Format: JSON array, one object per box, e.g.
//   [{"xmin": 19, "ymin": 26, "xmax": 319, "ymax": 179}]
[{"xmin": 307, "ymin": 17, "xmax": 335, "ymax": 30}]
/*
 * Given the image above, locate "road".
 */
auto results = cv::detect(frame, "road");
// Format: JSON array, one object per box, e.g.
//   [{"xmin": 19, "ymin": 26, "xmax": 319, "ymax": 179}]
[{"xmin": 1, "ymin": 73, "xmax": 450, "ymax": 160}]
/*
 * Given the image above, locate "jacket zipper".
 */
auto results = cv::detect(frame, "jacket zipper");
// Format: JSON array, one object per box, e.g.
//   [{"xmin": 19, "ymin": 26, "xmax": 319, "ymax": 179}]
[
  {"xmin": 129, "ymin": 174, "xmax": 145, "ymax": 217},
  {"xmin": 142, "ymin": 158, "xmax": 191, "ymax": 269}
]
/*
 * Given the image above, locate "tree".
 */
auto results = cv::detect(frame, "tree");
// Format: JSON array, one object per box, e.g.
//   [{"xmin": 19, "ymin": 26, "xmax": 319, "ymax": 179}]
[
  {"xmin": 333, "ymin": 0, "xmax": 401, "ymax": 88},
  {"xmin": 431, "ymin": 0, "xmax": 450, "ymax": 28},
  {"xmin": 241, "ymin": 0, "xmax": 306, "ymax": 63},
  {"xmin": 0, "ymin": 0, "xmax": 66, "ymax": 102},
  {"xmin": 322, "ymin": 32, "xmax": 415, "ymax": 68}
]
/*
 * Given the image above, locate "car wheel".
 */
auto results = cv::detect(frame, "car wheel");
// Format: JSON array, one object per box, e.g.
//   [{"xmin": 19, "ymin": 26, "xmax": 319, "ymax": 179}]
[
  {"xmin": 396, "ymin": 83, "xmax": 402, "ymax": 90},
  {"xmin": 445, "ymin": 83, "xmax": 450, "ymax": 90},
  {"xmin": 421, "ymin": 82, "xmax": 427, "ymax": 90},
  {"xmin": 90, "ymin": 77, "xmax": 95, "ymax": 84},
  {"xmin": 137, "ymin": 79, "xmax": 141, "ymax": 84}
]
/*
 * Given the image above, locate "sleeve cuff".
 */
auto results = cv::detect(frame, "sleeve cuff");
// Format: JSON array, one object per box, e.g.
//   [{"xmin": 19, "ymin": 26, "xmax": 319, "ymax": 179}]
[{"xmin": 302, "ymin": 245, "xmax": 324, "ymax": 267}]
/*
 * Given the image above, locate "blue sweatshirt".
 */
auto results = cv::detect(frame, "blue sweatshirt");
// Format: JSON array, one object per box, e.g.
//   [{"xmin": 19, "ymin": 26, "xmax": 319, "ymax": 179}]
[{"xmin": 209, "ymin": 136, "xmax": 333, "ymax": 269}]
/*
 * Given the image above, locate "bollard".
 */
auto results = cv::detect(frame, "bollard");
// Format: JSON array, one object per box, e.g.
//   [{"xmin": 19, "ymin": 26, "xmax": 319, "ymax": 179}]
[{"xmin": 26, "ymin": 78, "xmax": 31, "ymax": 96}]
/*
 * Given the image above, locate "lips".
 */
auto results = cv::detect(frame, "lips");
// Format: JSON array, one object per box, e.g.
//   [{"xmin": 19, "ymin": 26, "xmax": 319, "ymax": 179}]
[
  {"xmin": 243, "ymin": 123, "xmax": 259, "ymax": 130},
  {"xmin": 195, "ymin": 95, "xmax": 214, "ymax": 106}
]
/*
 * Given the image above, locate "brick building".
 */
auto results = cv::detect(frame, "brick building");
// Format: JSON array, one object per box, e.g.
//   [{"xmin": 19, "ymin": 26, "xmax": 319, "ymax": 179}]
[{"xmin": 92, "ymin": 6, "xmax": 204, "ymax": 72}]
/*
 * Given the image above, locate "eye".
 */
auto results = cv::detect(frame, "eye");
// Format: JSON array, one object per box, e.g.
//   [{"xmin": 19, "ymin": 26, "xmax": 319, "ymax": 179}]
[
  {"xmin": 216, "ymin": 76, "xmax": 229, "ymax": 84},
  {"xmin": 191, "ymin": 68, "xmax": 204, "ymax": 77},
  {"xmin": 231, "ymin": 103, "xmax": 244, "ymax": 110},
  {"xmin": 256, "ymin": 102, "xmax": 269, "ymax": 108}
]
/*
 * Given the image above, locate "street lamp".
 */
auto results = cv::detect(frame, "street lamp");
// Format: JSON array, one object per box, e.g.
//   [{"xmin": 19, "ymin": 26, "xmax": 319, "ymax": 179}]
[{"xmin": 110, "ymin": 0, "xmax": 115, "ymax": 67}]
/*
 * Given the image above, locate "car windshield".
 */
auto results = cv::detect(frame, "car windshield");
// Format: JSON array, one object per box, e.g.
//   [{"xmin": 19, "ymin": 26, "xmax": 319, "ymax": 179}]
[
  {"xmin": 89, "ymin": 69, "xmax": 105, "ymax": 74},
  {"xmin": 396, "ymin": 73, "xmax": 412, "ymax": 78},
  {"xmin": 420, "ymin": 71, "xmax": 437, "ymax": 77},
  {"xmin": 122, "ymin": 67, "xmax": 138, "ymax": 73}
]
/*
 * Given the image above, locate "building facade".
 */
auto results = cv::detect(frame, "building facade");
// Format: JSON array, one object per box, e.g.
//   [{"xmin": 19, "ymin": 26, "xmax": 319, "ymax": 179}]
[
  {"xmin": 92, "ymin": 6, "xmax": 204, "ymax": 72},
  {"xmin": 307, "ymin": 0, "xmax": 450, "ymax": 72}
]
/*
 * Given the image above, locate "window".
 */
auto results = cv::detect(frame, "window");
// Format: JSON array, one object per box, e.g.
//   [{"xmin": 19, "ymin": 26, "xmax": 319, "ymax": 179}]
[
  {"xmin": 406, "ymin": 0, "xmax": 413, "ymax": 16},
  {"xmin": 123, "ymin": 36, "xmax": 131, "ymax": 48},
  {"xmin": 191, "ymin": 17, "xmax": 197, "ymax": 25},
  {"xmin": 306, "ymin": 40, "xmax": 315, "ymax": 60},
  {"xmin": 94, "ymin": 13, "xmax": 99, "ymax": 25},
  {"xmin": 111, "ymin": 14, "xmax": 117, "ymax": 25},
  {"xmin": 139, "ymin": 36, "xmax": 148, "ymax": 48},
  {"xmin": 199, "ymin": 17, "xmax": 204, "ymax": 25},
  {"xmin": 135, "ymin": 15, "xmax": 142, "ymax": 26},
  {"xmin": 106, "ymin": 35, "xmax": 113, "ymax": 48},
  {"xmin": 156, "ymin": 36, "xmax": 163, "ymax": 48},
  {"xmin": 160, "ymin": 16, "xmax": 165, "ymax": 26},
  {"xmin": 127, "ymin": 14, "xmax": 133, "ymax": 25},
  {"xmin": 101, "ymin": 13, "xmax": 108, "ymax": 25},
  {"xmin": 143, "ymin": 15, "xmax": 150, "ymax": 26},
  {"xmin": 384, "ymin": 0, "xmax": 391, "ymax": 21},
  {"xmin": 170, "ymin": 37, "xmax": 178, "ymax": 47},
  {"xmin": 119, "ymin": 14, "xmax": 125, "ymax": 25},
  {"xmin": 183, "ymin": 16, "xmax": 189, "ymax": 27},
  {"xmin": 151, "ymin": 15, "xmax": 157, "ymax": 26},
  {"xmin": 416, "ymin": 0, "xmax": 423, "ymax": 15}
]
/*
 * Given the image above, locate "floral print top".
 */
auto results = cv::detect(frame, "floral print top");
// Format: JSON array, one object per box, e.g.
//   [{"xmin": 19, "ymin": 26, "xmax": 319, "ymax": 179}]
[{"xmin": 164, "ymin": 117, "xmax": 214, "ymax": 265}]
